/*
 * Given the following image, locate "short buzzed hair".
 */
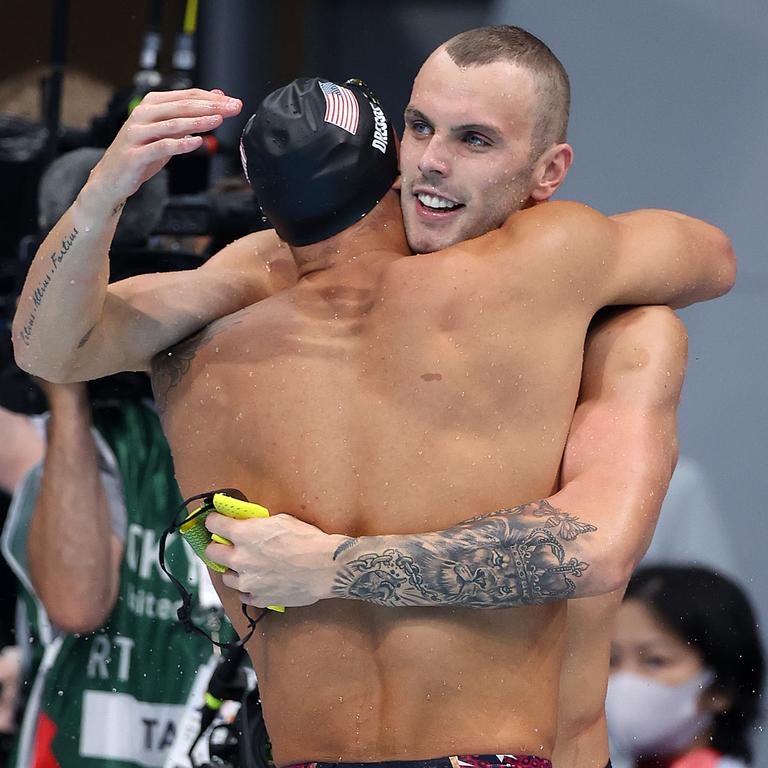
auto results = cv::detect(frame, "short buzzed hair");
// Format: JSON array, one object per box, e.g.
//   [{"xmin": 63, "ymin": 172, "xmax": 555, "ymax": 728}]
[{"xmin": 444, "ymin": 25, "xmax": 570, "ymax": 159}]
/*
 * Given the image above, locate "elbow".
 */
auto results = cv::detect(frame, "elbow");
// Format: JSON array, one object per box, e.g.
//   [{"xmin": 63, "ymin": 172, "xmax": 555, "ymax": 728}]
[
  {"xmin": 11, "ymin": 318, "xmax": 79, "ymax": 383},
  {"xmin": 709, "ymin": 227, "xmax": 737, "ymax": 298},
  {"xmin": 44, "ymin": 597, "xmax": 114, "ymax": 635},
  {"xmin": 721, "ymin": 233, "xmax": 737, "ymax": 294},
  {"xmin": 12, "ymin": 334, "xmax": 76, "ymax": 383},
  {"xmin": 609, "ymin": 555, "xmax": 636, "ymax": 594},
  {"xmin": 583, "ymin": 549, "xmax": 635, "ymax": 597},
  {"xmin": 671, "ymin": 222, "xmax": 737, "ymax": 309},
  {"xmin": 32, "ymin": 571, "xmax": 117, "ymax": 634}
]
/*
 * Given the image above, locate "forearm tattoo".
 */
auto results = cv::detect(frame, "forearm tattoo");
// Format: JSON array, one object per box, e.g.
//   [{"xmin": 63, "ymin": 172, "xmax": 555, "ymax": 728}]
[
  {"xmin": 332, "ymin": 500, "xmax": 597, "ymax": 608},
  {"xmin": 18, "ymin": 227, "xmax": 79, "ymax": 347}
]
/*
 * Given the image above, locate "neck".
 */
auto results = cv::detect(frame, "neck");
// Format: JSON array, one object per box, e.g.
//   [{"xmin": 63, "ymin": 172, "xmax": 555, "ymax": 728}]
[{"xmin": 289, "ymin": 191, "xmax": 408, "ymax": 278}]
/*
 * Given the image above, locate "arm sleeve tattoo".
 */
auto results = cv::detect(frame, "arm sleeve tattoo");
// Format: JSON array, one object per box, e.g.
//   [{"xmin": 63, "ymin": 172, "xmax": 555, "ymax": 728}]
[{"xmin": 331, "ymin": 499, "xmax": 597, "ymax": 608}]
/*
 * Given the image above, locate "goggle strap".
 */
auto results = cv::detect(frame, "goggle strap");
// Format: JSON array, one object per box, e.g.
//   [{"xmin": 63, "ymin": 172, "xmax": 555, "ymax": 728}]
[{"xmin": 159, "ymin": 489, "xmax": 270, "ymax": 649}]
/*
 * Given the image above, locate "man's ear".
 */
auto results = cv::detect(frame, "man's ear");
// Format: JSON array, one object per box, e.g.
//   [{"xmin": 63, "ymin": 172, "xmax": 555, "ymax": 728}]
[
  {"xmin": 392, "ymin": 128, "xmax": 402, "ymax": 190},
  {"xmin": 530, "ymin": 143, "xmax": 573, "ymax": 202}
]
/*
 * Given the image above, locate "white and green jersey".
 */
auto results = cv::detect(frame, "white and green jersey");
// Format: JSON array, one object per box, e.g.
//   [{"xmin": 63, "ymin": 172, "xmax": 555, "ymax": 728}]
[{"xmin": 2, "ymin": 401, "xmax": 229, "ymax": 768}]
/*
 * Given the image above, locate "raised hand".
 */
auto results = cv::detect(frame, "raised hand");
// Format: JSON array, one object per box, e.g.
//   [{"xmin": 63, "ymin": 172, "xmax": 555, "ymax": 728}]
[{"xmin": 88, "ymin": 88, "xmax": 242, "ymax": 208}]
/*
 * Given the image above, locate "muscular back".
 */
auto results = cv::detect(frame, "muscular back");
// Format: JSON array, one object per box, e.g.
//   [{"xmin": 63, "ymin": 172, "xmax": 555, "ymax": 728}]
[{"xmin": 154, "ymin": 211, "xmax": 604, "ymax": 763}]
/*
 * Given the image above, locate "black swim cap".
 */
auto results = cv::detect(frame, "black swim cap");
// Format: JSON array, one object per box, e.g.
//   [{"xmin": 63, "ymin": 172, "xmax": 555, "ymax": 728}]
[{"xmin": 240, "ymin": 77, "xmax": 399, "ymax": 247}]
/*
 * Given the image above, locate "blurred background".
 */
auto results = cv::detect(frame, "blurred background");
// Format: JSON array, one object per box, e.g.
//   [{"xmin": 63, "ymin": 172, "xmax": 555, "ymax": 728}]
[{"xmin": 0, "ymin": 0, "xmax": 765, "ymax": 763}]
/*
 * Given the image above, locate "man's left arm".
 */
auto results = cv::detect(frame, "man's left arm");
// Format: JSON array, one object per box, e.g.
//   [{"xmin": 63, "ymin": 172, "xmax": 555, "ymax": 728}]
[
  {"xmin": 603, "ymin": 207, "xmax": 736, "ymax": 310},
  {"xmin": 206, "ymin": 305, "xmax": 687, "ymax": 609}
]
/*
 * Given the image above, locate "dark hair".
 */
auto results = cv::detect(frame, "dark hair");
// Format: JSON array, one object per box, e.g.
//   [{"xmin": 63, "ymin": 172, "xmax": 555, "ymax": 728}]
[
  {"xmin": 444, "ymin": 25, "xmax": 570, "ymax": 158},
  {"xmin": 626, "ymin": 565, "xmax": 765, "ymax": 762}
]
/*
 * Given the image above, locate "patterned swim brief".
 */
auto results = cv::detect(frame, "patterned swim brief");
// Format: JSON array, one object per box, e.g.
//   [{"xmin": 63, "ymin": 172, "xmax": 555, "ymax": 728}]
[{"xmin": 287, "ymin": 754, "xmax": 552, "ymax": 768}]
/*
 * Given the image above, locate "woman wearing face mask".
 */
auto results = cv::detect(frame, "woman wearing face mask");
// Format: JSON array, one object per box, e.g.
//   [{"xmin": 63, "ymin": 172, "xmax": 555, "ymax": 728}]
[{"xmin": 606, "ymin": 565, "xmax": 764, "ymax": 768}]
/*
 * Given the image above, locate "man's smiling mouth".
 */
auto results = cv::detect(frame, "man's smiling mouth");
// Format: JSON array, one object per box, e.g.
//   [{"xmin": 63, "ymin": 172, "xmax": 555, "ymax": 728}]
[{"xmin": 415, "ymin": 192, "xmax": 465, "ymax": 214}]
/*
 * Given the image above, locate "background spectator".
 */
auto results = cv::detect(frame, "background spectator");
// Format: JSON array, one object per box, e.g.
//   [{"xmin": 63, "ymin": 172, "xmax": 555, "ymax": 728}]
[{"xmin": 607, "ymin": 565, "xmax": 764, "ymax": 768}]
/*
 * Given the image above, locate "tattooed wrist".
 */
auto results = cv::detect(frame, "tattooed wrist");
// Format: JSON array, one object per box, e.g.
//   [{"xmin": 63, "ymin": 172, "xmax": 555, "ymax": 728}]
[
  {"xmin": 333, "ymin": 537, "xmax": 360, "ymax": 560},
  {"xmin": 331, "ymin": 500, "xmax": 596, "ymax": 608}
]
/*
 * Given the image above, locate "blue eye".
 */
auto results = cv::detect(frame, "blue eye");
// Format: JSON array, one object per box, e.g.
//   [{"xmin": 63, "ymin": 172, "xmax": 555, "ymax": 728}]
[
  {"xmin": 464, "ymin": 133, "xmax": 490, "ymax": 148},
  {"xmin": 409, "ymin": 120, "xmax": 432, "ymax": 136}
]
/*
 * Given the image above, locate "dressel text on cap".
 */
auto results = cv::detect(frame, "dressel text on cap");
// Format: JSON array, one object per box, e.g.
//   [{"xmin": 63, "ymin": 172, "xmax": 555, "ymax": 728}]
[{"xmin": 371, "ymin": 102, "xmax": 388, "ymax": 154}]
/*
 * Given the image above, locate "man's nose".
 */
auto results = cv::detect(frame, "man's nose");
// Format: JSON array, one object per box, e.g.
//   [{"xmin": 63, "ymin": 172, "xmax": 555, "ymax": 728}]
[{"xmin": 418, "ymin": 135, "xmax": 451, "ymax": 178}]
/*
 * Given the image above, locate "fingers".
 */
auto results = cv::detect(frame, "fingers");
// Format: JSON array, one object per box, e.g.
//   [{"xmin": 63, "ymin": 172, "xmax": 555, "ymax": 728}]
[
  {"xmin": 132, "ymin": 97, "xmax": 241, "ymax": 126},
  {"xmin": 121, "ymin": 90, "xmax": 241, "ymax": 151},
  {"xmin": 134, "ymin": 114, "xmax": 223, "ymax": 143},
  {"xmin": 127, "ymin": 103, "xmax": 238, "ymax": 149},
  {"xmin": 225, "ymin": 577, "xmax": 284, "ymax": 610},
  {"xmin": 140, "ymin": 87, "xmax": 238, "ymax": 105},
  {"xmin": 221, "ymin": 569, "xmax": 247, "ymax": 593},
  {"xmin": 88, "ymin": 89, "xmax": 238, "ymax": 203},
  {"xmin": 220, "ymin": 570, "xmax": 269, "ymax": 607},
  {"xmin": 136, "ymin": 135, "xmax": 203, "ymax": 164},
  {"xmin": 205, "ymin": 511, "xmax": 237, "ymax": 539},
  {"xmin": 240, "ymin": 593, "xmax": 271, "ymax": 609},
  {"xmin": 205, "ymin": 540, "xmax": 236, "ymax": 569}
]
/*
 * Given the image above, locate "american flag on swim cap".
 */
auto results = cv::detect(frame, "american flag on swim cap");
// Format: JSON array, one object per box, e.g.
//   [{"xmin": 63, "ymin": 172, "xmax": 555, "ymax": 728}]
[{"xmin": 319, "ymin": 80, "xmax": 359, "ymax": 135}]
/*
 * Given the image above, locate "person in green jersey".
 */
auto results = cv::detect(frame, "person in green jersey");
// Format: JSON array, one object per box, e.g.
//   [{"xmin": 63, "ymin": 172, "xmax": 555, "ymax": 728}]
[
  {"xmin": 0, "ymin": 146, "xmax": 230, "ymax": 768},
  {"xmin": 1, "ymin": 377, "xmax": 227, "ymax": 768}
]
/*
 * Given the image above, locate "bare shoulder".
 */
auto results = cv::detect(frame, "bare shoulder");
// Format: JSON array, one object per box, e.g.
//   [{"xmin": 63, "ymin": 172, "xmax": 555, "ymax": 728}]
[
  {"xmin": 468, "ymin": 200, "xmax": 611, "ymax": 275},
  {"xmin": 501, "ymin": 200, "xmax": 606, "ymax": 239},
  {"xmin": 200, "ymin": 228, "xmax": 298, "ymax": 299}
]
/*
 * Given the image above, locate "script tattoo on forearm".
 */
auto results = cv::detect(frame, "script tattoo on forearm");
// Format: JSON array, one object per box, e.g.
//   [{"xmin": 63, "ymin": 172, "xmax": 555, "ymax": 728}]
[
  {"xmin": 332, "ymin": 499, "xmax": 597, "ymax": 608},
  {"xmin": 76, "ymin": 326, "xmax": 95, "ymax": 349},
  {"xmin": 151, "ymin": 315, "xmax": 243, "ymax": 413},
  {"xmin": 18, "ymin": 227, "xmax": 80, "ymax": 347}
]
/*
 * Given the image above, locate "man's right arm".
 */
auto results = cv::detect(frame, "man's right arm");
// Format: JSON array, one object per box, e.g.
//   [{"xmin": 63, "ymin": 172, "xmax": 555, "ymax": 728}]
[
  {"xmin": 325, "ymin": 306, "xmax": 687, "ymax": 606},
  {"xmin": 206, "ymin": 306, "xmax": 688, "ymax": 609},
  {"xmin": 26, "ymin": 383, "xmax": 123, "ymax": 633},
  {"xmin": 12, "ymin": 89, "xmax": 293, "ymax": 382}
]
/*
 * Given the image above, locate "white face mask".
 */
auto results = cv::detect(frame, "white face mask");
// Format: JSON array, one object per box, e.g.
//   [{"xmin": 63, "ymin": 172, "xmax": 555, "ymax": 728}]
[{"xmin": 606, "ymin": 670, "xmax": 716, "ymax": 757}]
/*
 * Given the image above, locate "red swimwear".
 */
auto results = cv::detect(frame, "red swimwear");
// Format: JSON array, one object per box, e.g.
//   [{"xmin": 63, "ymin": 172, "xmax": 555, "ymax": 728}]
[{"xmin": 287, "ymin": 754, "xmax": 552, "ymax": 768}]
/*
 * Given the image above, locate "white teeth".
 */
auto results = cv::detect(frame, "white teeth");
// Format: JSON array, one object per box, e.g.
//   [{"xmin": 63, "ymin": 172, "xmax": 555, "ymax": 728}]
[{"xmin": 417, "ymin": 192, "xmax": 460, "ymax": 210}]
